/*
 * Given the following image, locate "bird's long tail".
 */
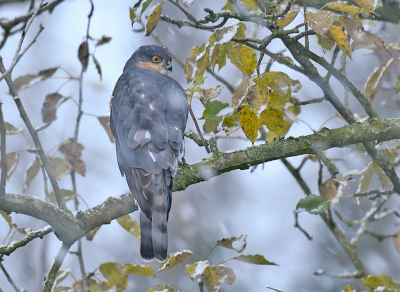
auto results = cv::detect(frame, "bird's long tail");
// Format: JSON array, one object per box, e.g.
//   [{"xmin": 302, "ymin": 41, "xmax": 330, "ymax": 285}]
[{"xmin": 139, "ymin": 173, "xmax": 171, "ymax": 262}]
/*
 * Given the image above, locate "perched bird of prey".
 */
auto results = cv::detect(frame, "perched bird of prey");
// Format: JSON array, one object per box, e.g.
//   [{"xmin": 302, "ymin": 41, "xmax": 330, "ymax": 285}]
[{"xmin": 110, "ymin": 45, "xmax": 188, "ymax": 261}]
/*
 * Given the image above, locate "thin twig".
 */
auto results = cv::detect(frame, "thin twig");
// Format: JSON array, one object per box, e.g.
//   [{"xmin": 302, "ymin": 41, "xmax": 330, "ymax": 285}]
[
  {"xmin": 0, "ymin": 262, "xmax": 21, "ymax": 292},
  {"xmin": 0, "ymin": 0, "xmax": 45, "ymax": 82},
  {"xmin": 43, "ymin": 242, "xmax": 72, "ymax": 292},
  {"xmin": 39, "ymin": 158, "xmax": 50, "ymax": 199},
  {"xmin": 294, "ymin": 212, "xmax": 313, "ymax": 240},
  {"xmin": 188, "ymin": 103, "xmax": 210, "ymax": 153},
  {"xmin": 294, "ymin": 97, "xmax": 327, "ymax": 106},
  {"xmin": 204, "ymin": 243, "xmax": 218, "ymax": 260},
  {"xmin": 303, "ymin": 0, "xmax": 309, "ymax": 50},
  {"xmin": 0, "ymin": 102, "xmax": 7, "ymax": 196},
  {"xmin": 0, "ymin": 57, "xmax": 66, "ymax": 210}
]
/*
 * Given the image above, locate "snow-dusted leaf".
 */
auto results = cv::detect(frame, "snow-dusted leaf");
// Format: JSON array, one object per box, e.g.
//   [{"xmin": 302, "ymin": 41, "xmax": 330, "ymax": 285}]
[
  {"xmin": 353, "ymin": 0, "xmax": 375, "ymax": 14},
  {"xmin": 276, "ymin": 10, "xmax": 299, "ymax": 29},
  {"xmin": 203, "ymin": 265, "xmax": 236, "ymax": 292},
  {"xmin": 232, "ymin": 78, "xmax": 250, "ymax": 108},
  {"xmin": 222, "ymin": 112, "xmax": 241, "ymax": 136},
  {"xmin": 328, "ymin": 25, "xmax": 352, "ymax": 59},
  {"xmin": 116, "ymin": 215, "xmax": 140, "ymax": 238},
  {"xmin": 192, "ymin": 85, "xmax": 224, "ymax": 104},
  {"xmin": 323, "ymin": 2, "xmax": 361, "ymax": 16},
  {"xmin": 361, "ymin": 275, "xmax": 400, "ymax": 291},
  {"xmin": 295, "ymin": 195, "xmax": 330, "ymax": 215},
  {"xmin": 130, "ymin": 0, "xmax": 153, "ymax": 25},
  {"xmin": 99, "ymin": 262, "xmax": 128, "ymax": 290},
  {"xmin": 180, "ymin": 0, "xmax": 194, "ymax": 7},
  {"xmin": 214, "ymin": 23, "xmax": 239, "ymax": 44},
  {"xmin": 357, "ymin": 162, "xmax": 374, "ymax": 193},
  {"xmin": 125, "ymin": 264, "xmax": 157, "ymax": 277},
  {"xmin": 147, "ymin": 284, "xmax": 180, "ymax": 292},
  {"xmin": 365, "ymin": 58, "xmax": 395, "ymax": 101},
  {"xmin": 146, "ymin": 4, "xmax": 162, "ymax": 36},
  {"xmin": 185, "ymin": 260, "xmax": 210, "ymax": 281},
  {"xmin": 233, "ymin": 254, "xmax": 278, "ymax": 265},
  {"xmin": 217, "ymin": 235, "xmax": 247, "ymax": 253},
  {"xmin": 305, "ymin": 11, "xmax": 331, "ymax": 36},
  {"xmin": 158, "ymin": 250, "xmax": 193, "ymax": 272}
]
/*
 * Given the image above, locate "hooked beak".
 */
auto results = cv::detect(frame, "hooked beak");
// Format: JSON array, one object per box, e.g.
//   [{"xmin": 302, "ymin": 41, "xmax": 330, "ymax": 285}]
[{"xmin": 166, "ymin": 64, "xmax": 172, "ymax": 72}]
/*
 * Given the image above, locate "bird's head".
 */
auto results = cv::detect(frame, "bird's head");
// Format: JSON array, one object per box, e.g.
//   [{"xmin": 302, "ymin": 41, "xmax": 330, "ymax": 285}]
[{"xmin": 127, "ymin": 45, "xmax": 173, "ymax": 76}]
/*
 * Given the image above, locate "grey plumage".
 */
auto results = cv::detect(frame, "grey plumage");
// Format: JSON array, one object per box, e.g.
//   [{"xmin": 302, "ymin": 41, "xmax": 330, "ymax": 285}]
[{"xmin": 110, "ymin": 45, "xmax": 188, "ymax": 261}]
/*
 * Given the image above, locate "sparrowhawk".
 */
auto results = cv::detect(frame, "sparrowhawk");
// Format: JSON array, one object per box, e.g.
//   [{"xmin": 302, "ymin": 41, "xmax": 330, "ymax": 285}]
[{"xmin": 110, "ymin": 45, "xmax": 188, "ymax": 261}]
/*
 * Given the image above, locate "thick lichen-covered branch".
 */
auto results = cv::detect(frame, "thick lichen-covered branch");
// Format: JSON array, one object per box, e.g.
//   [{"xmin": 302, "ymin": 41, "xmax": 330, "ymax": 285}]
[{"xmin": 173, "ymin": 118, "xmax": 400, "ymax": 191}]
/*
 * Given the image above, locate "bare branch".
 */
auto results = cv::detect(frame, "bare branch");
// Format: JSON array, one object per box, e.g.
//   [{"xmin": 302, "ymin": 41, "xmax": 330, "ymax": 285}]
[{"xmin": 43, "ymin": 242, "xmax": 72, "ymax": 292}]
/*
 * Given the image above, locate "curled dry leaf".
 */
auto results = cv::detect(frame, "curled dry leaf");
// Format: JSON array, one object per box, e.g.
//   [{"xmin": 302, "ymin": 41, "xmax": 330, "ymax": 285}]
[
  {"xmin": 92, "ymin": 55, "xmax": 102, "ymax": 80},
  {"xmin": 41, "ymin": 93, "xmax": 68, "ymax": 123},
  {"xmin": 49, "ymin": 157, "xmax": 71, "ymax": 180},
  {"xmin": 78, "ymin": 41, "xmax": 89, "ymax": 71},
  {"xmin": 365, "ymin": 58, "xmax": 395, "ymax": 101},
  {"xmin": 23, "ymin": 158, "xmax": 41, "ymax": 192},
  {"xmin": 4, "ymin": 122, "xmax": 23, "ymax": 135},
  {"xmin": 192, "ymin": 85, "xmax": 224, "ymax": 104},
  {"xmin": 13, "ymin": 67, "xmax": 58, "ymax": 93},
  {"xmin": 98, "ymin": 116, "xmax": 114, "ymax": 142},
  {"xmin": 95, "ymin": 36, "xmax": 112, "ymax": 46}
]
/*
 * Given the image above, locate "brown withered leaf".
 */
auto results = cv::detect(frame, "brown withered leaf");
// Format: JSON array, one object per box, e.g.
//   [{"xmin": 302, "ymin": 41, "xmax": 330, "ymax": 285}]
[
  {"xmin": 4, "ymin": 122, "xmax": 23, "ymax": 135},
  {"xmin": 97, "ymin": 116, "xmax": 114, "ymax": 142},
  {"xmin": 57, "ymin": 139, "xmax": 86, "ymax": 176},
  {"xmin": 352, "ymin": 31, "xmax": 390, "ymax": 53},
  {"xmin": 66, "ymin": 155, "xmax": 86, "ymax": 176},
  {"xmin": 92, "ymin": 55, "xmax": 102, "ymax": 80},
  {"xmin": 49, "ymin": 157, "xmax": 71, "ymax": 180},
  {"xmin": 78, "ymin": 41, "xmax": 89, "ymax": 71},
  {"xmin": 49, "ymin": 189, "xmax": 77, "ymax": 205},
  {"xmin": 41, "ymin": 93, "xmax": 67, "ymax": 123},
  {"xmin": 95, "ymin": 36, "xmax": 112, "ymax": 46},
  {"xmin": 85, "ymin": 226, "xmax": 101, "ymax": 241},
  {"xmin": 58, "ymin": 139, "xmax": 85, "ymax": 157},
  {"xmin": 23, "ymin": 158, "xmax": 41, "ymax": 192},
  {"xmin": 13, "ymin": 67, "xmax": 58, "ymax": 93},
  {"xmin": 1, "ymin": 152, "xmax": 20, "ymax": 180}
]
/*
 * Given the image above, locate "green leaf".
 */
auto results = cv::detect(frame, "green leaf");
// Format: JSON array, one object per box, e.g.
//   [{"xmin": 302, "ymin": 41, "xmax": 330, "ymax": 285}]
[
  {"xmin": 227, "ymin": 45, "xmax": 257, "ymax": 76},
  {"xmin": 203, "ymin": 265, "xmax": 236, "ymax": 292},
  {"xmin": 130, "ymin": 0, "xmax": 153, "ymax": 25},
  {"xmin": 232, "ymin": 78, "xmax": 250, "ymax": 108},
  {"xmin": 99, "ymin": 262, "xmax": 128, "ymax": 290},
  {"xmin": 295, "ymin": 195, "xmax": 330, "ymax": 215},
  {"xmin": 55, "ymin": 269, "xmax": 71, "ymax": 286},
  {"xmin": 395, "ymin": 76, "xmax": 400, "ymax": 94},
  {"xmin": 48, "ymin": 189, "xmax": 77, "ymax": 206},
  {"xmin": 116, "ymin": 215, "xmax": 140, "ymax": 238},
  {"xmin": 0, "ymin": 210, "xmax": 12, "ymax": 229},
  {"xmin": 261, "ymin": 106, "xmax": 284, "ymax": 136},
  {"xmin": 125, "ymin": 264, "xmax": 156, "ymax": 277},
  {"xmin": 222, "ymin": 111, "xmax": 241, "ymax": 136},
  {"xmin": 203, "ymin": 117, "xmax": 222, "ymax": 134},
  {"xmin": 362, "ymin": 274, "xmax": 400, "ymax": 291},
  {"xmin": 202, "ymin": 100, "xmax": 229, "ymax": 121},
  {"xmin": 365, "ymin": 58, "xmax": 395, "ymax": 101},
  {"xmin": 357, "ymin": 162, "xmax": 374, "ymax": 193},
  {"xmin": 276, "ymin": 10, "xmax": 299, "ymax": 29},
  {"xmin": 49, "ymin": 157, "xmax": 71, "ymax": 180},
  {"xmin": 342, "ymin": 285, "xmax": 357, "ymax": 292},
  {"xmin": 217, "ymin": 42, "xmax": 233, "ymax": 71},
  {"xmin": 240, "ymin": 105, "xmax": 261, "ymax": 144},
  {"xmin": 185, "ymin": 260, "xmax": 210, "ymax": 281},
  {"xmin": 233, "ymin": 254, "xmax": 278, "ymax": 265},
  {"xmin": 328, "ymin": 25, "xmax": 352, "ymax": 59},
  {"xmin": 147, "ymin": 285, "xmax": 180, "ymax": 292},
  {"xmin": 353, "ymin": 0, "xmax": 375, "ymax": 14},
  {"xmin": 158, "ymin": 250, "xmax": 193, "ymax": 272},
  {"xmin": 145, "ymin": 4, "xmax": 162, "ymax": 36},
  {"xmin": 217, "ymin": 234, "xmax": 247, "ymax": 252}
]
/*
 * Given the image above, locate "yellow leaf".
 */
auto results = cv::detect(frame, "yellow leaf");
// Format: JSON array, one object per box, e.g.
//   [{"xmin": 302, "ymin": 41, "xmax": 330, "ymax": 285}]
[
  {"xmin": 267, "ymin": 119, "xmax": 292, "ymax": 142},
  {"xmin": 317, "ymin": 33, "xmax": 335, "ymax": 52},
  {"xmin": 365, "ymin": 58, "xmax": 395, "ymax": 101},
  {"xmin": 305, "ymin": 11, "xmax": 332, "ymax": 36},
  {"xmin": 232, "ymin": 78, "xmax": 250, "ymax": 108},
  {"xmin": 203, "ymin": 266, "xmax": 236, "ymax": 292},
  {"xmin": 353, "ymin": 0, "xmax": 374, "ymax": 14},
  {"xmin": 185, "ymin": 44, "xmax": 206, "ymax": 83},
  {"xmin": 323, "ymin": 2, "xmax": 361, "ymax": 16},
  {"xmin": 328, "ymin": 25, "xmax": 352, "ymax": 58},
  {"xmin": 99, "ymin": 262, "xmax": 128, "ymax": 290},
  {"xmin": 240, "ymin": 105, "xmax": 261, "ymax": 144},
  {"xmin": 227, "ymin": 45, "xmax": 257, "ymax": 76},
  {"xmin": 261, "ymin": 107, "xmax": 284, "ymax": 136},
  {"xmin": 145, "ymin": 4, "xmax": 162, "ymax": 36},
  {"xmin": 211, "ymin": 43, "xmax": 220, "ymax": 70},
  {"xmin": 245, "ymin": 85, "xmax": 268, "ymax": 113},
  {"xmin": 276, "ymin": 10, "xmax": 299, "ymax": 29},
  {"xmin": 257, "ymin": 71, "xmax": 301, "ymax": 97},
  {"xmin": 222, "ymin": 112, "xmax": 241, "ymax": 136},
  {"xmin": 319, "ymin": 179, "xmax": 337, "ymax": 199},
  {"xmin": 269, "ymin": 91, "xmax": 288, "ymax": 110},
  {"xmin": 394, "ymin": 233, "xmax": 400, "ymax": 254},
  {"xmin": 342, "ymin": 285, "xmax": 357, "ymax": 292}
]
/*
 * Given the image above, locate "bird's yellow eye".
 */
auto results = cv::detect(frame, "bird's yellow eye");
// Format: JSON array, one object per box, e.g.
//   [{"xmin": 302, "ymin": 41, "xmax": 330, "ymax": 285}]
[{"xmin": 152, "ymin": 56, "xmax": 161, "ymax": 63}]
